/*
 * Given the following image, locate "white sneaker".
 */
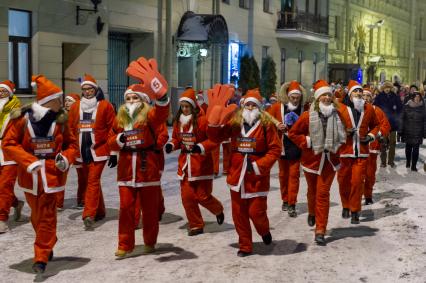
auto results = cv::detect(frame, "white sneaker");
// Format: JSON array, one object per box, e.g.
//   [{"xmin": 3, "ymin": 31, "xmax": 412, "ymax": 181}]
[{"xmin": 0, "ymin": 221, "xmax": 8, "ymax": 234}]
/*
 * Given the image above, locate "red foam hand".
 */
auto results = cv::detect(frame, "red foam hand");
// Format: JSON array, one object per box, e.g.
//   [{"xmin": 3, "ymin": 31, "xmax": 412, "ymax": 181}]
[
  {"xmin": 126, "ymin": 57, "xmax": 168, "ymax": 100},
  {"xmin": 206, "ymin": 84, "xmax": 237, "ymax": 125}
]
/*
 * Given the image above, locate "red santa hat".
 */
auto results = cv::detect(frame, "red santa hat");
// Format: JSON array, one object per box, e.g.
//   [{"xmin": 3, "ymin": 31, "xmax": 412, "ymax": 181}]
[
  {"xmin": 269, "ymin": 93, "xmax": 278, "ymax": 102},
  {"xmin": 179, "ymin": 88, "xmax": 197, "ymax": 108},
  {"xmin": 363, "ymin": 88, "xmax": 372, "ymax": 96},
  {"xmin": 81, "ymin": 73, "xmax": 98, "ymax": 88},
  {"xmin": 31, "ymin": 75, "xmax": 63, "ymax": 105},
  {"xmin": 244, "ymin": 89, "xmax": 262, "ymax": 108},
  {"xmin": 0, "ymin": 80, "xmax": 15, "ymax": 96},
  {"xmin": 66, "ymin": 93, "xmax": 80, "ymax": 102},
  {"xmin": 124, "ymin": 84, "xmax": 151, "ymax": 103},
  {"xmin": 347, "ymin": 80, "xmax": 362, "ymax": 96},
  {"xmin": 313, "ymin": 80, "xmax": 332, "ymax": 100},
  {"xmin": 287, "ymin": 81, "xmax": 302, "ymax": 96}
]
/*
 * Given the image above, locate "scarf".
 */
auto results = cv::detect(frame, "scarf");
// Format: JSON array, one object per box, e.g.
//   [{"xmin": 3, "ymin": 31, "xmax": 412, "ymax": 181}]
[
  {"xmin": 81, "ymin": 97, "xmax": 97, "ymax": 113},
  {"xmin": 0, "ymin": 95, "xmax": 20, "ymax": 130},
  {"xmin": 309, "ymin": 104, "xmax": 346, "ymax": 155}
]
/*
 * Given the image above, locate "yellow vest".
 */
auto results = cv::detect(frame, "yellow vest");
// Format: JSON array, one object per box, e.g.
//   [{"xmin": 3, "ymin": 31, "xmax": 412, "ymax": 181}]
[{"xmin": 0, "ymin": 95, "xmax": 21, "ymax": 131}]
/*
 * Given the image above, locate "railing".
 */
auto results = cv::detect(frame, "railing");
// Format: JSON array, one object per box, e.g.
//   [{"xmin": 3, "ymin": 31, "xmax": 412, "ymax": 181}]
[{"xmin": 276, "ymin": 11, "xmax": 329, "ymax": 35}]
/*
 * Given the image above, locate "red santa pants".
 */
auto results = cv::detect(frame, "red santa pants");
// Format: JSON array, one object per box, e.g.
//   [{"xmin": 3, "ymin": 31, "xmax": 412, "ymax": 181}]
[
  {"xmin": 231, "ymin": 188, "xmax": 270, "ymax": 253},
  {"xmin": 364, "ymin": 153, "xmax": 378, "ymax": 199},
  {"xmin": 134, "ymin": 188, "xmax": 165, "ymax": 229},
  {"xmin": 222, "ymin": 143, "xmax": 231, "ymax": 174},
  {"xmin": 82, "ymin": 160, "xmax": 106, "ymax": 220},
  {"xmin": 75, "ymin": 165, "xmax": 88, "ymax": 205},
  {"xmin": 278, "ymin": 159, "xmax": 300, "ymax": 205},
  {"xmin": 337, "ymin": 157, "xmax": 368, "ymax": 213},
  {"xmin": 25, "ymin": 186, "xmax": 58, "ymax": 263},
  {"xmin": 304, "ymin": 161, "xmax": 336, "ymax": 234},
  {"xmin": 118, "ymin": 186, "xmax": 161, "ymax": 251},
  {"xmin": 180, "ymin": 177, "xmax": 223, "ymax": 230},
  {"xmin": 0, "ymin": 165, "xmax": 18, "ymax": 221},
  {"xmin": 212, "ymin": 147, "xmax": 220, "ymax": 175}
]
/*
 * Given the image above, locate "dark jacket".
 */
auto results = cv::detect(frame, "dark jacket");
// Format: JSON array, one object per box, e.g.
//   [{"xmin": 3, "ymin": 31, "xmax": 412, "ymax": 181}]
[
  {"xmin": 401, "ymin": 100, "xmax": 426, "ymax": 145},
  {"xmin": 282, "ymin": 104, "xmax": 302, "ymax": 160},
  {"xmin": 373, "ymin": 91, "xmax": 403, "ymax": 132}
]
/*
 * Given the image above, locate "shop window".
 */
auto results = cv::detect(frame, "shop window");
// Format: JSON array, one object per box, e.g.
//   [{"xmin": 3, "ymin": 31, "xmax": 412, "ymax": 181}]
[
  {"xmin": 8, "ymin": 9, "xmax": 32, "ymax": 93},
  {"xmin": 263, "ymin": 0, "xmax": 271, "ymax": 13}
]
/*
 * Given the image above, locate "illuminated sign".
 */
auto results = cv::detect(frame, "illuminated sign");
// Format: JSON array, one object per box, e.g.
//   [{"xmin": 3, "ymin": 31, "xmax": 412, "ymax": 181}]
[{"xmin": 228, "ymin": 42, "xmax": 240, "ymax": 85}]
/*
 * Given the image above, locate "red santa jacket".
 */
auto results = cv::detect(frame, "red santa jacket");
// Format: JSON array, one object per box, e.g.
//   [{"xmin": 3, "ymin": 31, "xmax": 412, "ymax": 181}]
[
  {"xmin": 208, "ymin": 119, "xmax": 281, "ymax": 199},
  {"xmin": 108, "ymin": 101, "xmax": 169, "ymax": 188},
  {"xmin": 369, "ymin": 105, "xmax": 391, "ymax": 154},
  {"xmin": 2, "ymin": 109, "xmax": 78, "ymax": 195},
  {"xmin": 288, "ymin": 111, "xmax": 341, "ymax": 175},
  {"xmin": 337, "ymin": 103, "xmax": 380, "ymax": 158},
  {"xmin": 68, "ymin": 100, "xmax": 115, "ymax": 162},
  {"xmin": 168, "ymin": 114, "xmax": 218, "ymax": 181}
]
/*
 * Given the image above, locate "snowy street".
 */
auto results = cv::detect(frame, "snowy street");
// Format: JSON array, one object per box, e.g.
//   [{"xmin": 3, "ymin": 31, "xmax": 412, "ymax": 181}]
[{"xmin": 0, "ymin": 143, "xmax": 426, "ymax": 282}]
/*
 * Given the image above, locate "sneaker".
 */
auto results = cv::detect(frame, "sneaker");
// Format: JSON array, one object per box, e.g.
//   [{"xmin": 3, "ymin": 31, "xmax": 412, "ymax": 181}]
[
  {"xmin": 288, "ymin": 205, "xmax": 297, "ymax": 217},
  {"xmin": 13, "ymin": 200, "xmax": 24, "ymax": 222},
  {"xmin": 364, "ymin": 198, "xmax": 373, "ymax": 205},
  {"xmin": 143, "ymin": 245, "xmax": 155, "ymax": 254},
  {"xmin": 281, "ymin": 201, "xmax": 289, "ymax": 211},
  {"xmin": 307, "ymin": 215, "xmax": 315, "ymax": 227},
  {"xmin": 351, "ymin": 211, "xmax": 360, "ymax": 224},
  {"xmin": 115, "ymin": 249, "xmax": 133, "ymax": 258},
  {"xmin": 216, "ymin": 212, "xmax": 224, "ymax": 225},
  {"xmin": 314, "ymin": 234, "xmax": 326, "ymax": 246},
  {"xmin": 83, "ymin": 217, "xmax": 95, "ymax": 229},
  {"xmin": 389, "ymin": 163, "xmax": 396, "ymax": 168},
  {"xmin": 32, "ymin": 262, "xmax": 46, "ymax": 274},
  {"xmin": 341, "ymin": 208, "xmax": 350, "ymax": 219},
  {"xmin": 0, "ymin": 221, "xmax": 8, "ymax": 234},
  {"xmin": 188, "ymin": 228, "xmax": 203, "ymax": 236},
  {"xmin": 57, "ymin": 207, "xmax": 64, "ymax": 212},
  {"xmin": 237, "ymin": 250, "xmax": 252, "ymax": 257},
  {"xmin": 72, "ymin": 203, "xmax": 84, "ymax": 210},
  {"xmin": 262, "ymin": 232, "xmax": 272, "ymax": 245}
]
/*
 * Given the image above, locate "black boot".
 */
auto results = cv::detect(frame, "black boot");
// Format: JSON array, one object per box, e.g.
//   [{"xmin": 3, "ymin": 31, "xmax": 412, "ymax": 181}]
[
  {"xmin": 411, "ymin": 166, "xmax": 418, "ymax": 172},
  {"xmin": 188, "ymin": 228, "xmax": 203, "ymax": 236},
  {"xmin": 341, "ymin": 208, "xmax": 350, "ymax": 219},
  {"xmin": 314, "ymin": 234, "xmax": 326, "ymax": 246},
  {"xmin": 351, "ymin": 211, "xmax": 360, "ymax": 224},
  {"xmin": 32, "ymin": 262, "xmax": 46, "ymax": 274},
  {"xmin": 262, "ymin": 232, "xmax": 272, "ymax": 245},
  {"xmin": 48, "ymin": 251, "xmax": 53, "ymax": 261},
  {"xmin": 282, "ymin": 201, "xmax": 289, "ymax": 211},
  {"xmin": 307, "ymin": 215, "xmax": 315, "ymax": 227},
  {"xmin": 406, "ymin": 160, "xmax": 411, "ymax": 168},
  {"xmin": 216, "ymin": 212, "xmax": 224, "ymax": 225},
  {"xmin": 237, "ymin": 250, "xmax": 252, "ymax": 257},
  {"xmin": 364, "ymin": 198, "xmax": 373, "ymax": 205},
  {"xmin": 288, "ymin": 205, "xmax": 297, "ymax": 217}
]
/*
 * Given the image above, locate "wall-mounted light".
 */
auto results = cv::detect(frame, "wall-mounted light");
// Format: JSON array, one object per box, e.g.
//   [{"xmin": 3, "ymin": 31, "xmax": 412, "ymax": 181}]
[
  {"xmin": 367, "ymin": 19, "xmax": 384, "ymax": 29},
  {"xmin": 200, "ymin": 48, "xmax": 208, "ymax": 57},
  {"xmin": 76, "ymin": 0, "xmax": 102, "ymax": 25},
  {"xmin": 298, "ymin": 50, "xmax": 304, "ymax": 63}
]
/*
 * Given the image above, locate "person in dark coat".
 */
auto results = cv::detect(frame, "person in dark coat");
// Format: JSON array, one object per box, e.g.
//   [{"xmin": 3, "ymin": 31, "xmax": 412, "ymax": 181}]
[
  {"xmin": 400, "ymin": 92, "xmax": 426, "ymax": 171},
  {"xmin": 373, "ymin": 81, "xmax": 403, "ymax": 168}
]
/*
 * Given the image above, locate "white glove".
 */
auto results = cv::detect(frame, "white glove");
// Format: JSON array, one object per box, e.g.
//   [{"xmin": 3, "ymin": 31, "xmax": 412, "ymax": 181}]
[{"xmin": 55, "ymin": 154, "xmax": 67, "ymax": 171}]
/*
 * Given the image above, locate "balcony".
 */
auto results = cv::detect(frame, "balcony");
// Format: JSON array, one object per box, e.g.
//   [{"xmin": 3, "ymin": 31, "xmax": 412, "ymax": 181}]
[{"xmin": 276, "ymin": 11, "xmax": 329, "ymax": 44}]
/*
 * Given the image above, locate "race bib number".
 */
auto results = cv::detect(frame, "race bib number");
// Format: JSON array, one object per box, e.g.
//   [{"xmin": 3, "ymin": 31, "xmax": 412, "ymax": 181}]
[
  {"xmin": 31, "ymin": 137, "xmax": 56, "ymax": 157},
  {"xmin": 124, "ymin": 129, "xmax": 144, "ymax": 147},
  {"xmin": 180, "ymin": 132, "xmax": 196, "ymax": 151},
  {"xmin": 79, "ymin": 120, "xmax": 94, "ymax": 133},
  {"xmin": 237, "ymin": 137, "xmax": 256, "ymax": 153}
]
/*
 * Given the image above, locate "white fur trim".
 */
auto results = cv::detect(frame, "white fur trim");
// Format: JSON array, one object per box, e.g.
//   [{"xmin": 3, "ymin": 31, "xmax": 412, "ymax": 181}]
[
  {"xmin": 156, "ymin": 96, "xmax": 170, "ymax": 106},
  {"xmin": 252, "ymin": 161, "xmax": 261, "ymax": 175},
  {"xmin": 348, "ymin": 85, "xmax": 362, "ymax": 95},
  {"xmin": 81, "ymin": 81, "xmax": 98, "ymax": 88},
  {"xmin": 368, "ymin": 133, "xmax": 376, "ymax": 141},
  {"xmin": 116, "ymin": 133, "xmax": 125, "ymax": 148},
  {"xmin": 124, "ymin": 89, "xmax": 151, "ymax": 103},
  {"xmin": 27, "ymin": 160, "xmax": 43, "ymax": 173},
  {"xmin": 244, "ymin": 97, "xmax": 262, "ymax": 107},
  {"xmin": 288, "ymin": 89, "xmax": 301, "ymax": 96},
  {"xmin": 66, "ymin": 96, "xmax": 76, "ymax": 102},
  {"xmin": 306, "ymin": 136, "xmax": 311, "ymax": 148},
  {"xmin": 110, "ymin": 151, "xmax": 119, "ymax": 156},
  {"xmin": 55, "ymin": 153, "xmax": 69, "ymax": 172},
  {"xmin": 0, "ymin": 84, "xmax": 13, "ymax": 95},
  {"xmin": 314, "ymin": 86, "xmax": 332, "ymax": 100},
  {"xmin": 197, "ymin": 143, "xmax": 206, "ymax": 155},
  {"xmin": 38, "ymin": 91, "xmax": 63, "ymax": 105},
  {"xmin": 179, "ymin": 97, "xmax": 196, "ymax": 108}
]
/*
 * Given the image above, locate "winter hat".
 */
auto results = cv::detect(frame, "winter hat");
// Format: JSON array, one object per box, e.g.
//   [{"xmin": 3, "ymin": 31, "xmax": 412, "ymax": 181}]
[
  {"xmin": 244, "ymin": 89, "xmax": 262, "ymax": 108},
  {"xmin": 31, "ymin": 75, "xmax": 63, "ymax": 105},
  {"xmin": 313, "ymin": 80, "xmax": 332, "ymax": 100},
  {"xmin": 0, "ymin": 80, "xmax": 15, "ymax": 96},
  {"xmin": 363, "ymin": 88, "xmax": 372, "ymax": 96},
  {"xmin": 81, "ymin": 74, "xmax": 98, "ymax": 88},
  {"xmin": 66, "ymin": 93, "xmax": 80, "ymax": 102},
  {"xmin": 287, "ymin": 81, "xmax": 302, "ymax": 96},
  {"xmin": 124, "ymin": 84, "xmax": 151, "ymax": 104},
  {"xmin": 409, "ymin": 84, "xmax": 419, "ymax": 90},
  {"xmin": 179, "ymin": 88, "xmax": 197, "ymax": 108},
  {"xmin": 347, "ymin": 80, "xmax": 362, "ymax": 96},
  {"xmin": 380, "ymin": 81, "xmax": 394, "ymax": 91},
  {"xmin": 269, "ymin": 93, "xmax": 278, "ymax": 102}
]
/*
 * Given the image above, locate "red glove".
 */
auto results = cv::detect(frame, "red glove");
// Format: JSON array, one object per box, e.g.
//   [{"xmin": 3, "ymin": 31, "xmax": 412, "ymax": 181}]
[
  {"xmin": 206, "ymin": 84, "xmax": 237, "ymax": 125},
  {"xmin": 126, "ymin": 57, "xmax": 168, "ymax": 100}
]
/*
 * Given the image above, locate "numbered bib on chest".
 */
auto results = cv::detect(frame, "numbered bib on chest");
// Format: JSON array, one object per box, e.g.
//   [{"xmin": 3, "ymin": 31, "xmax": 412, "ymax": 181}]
[
  {"xmin": 237, "ymin": 137, "xmax": 256, "ymax": 153},
  {"xmin": 31, "ymin": 137, "xmax": 56, "ymax": 158},
  {"xmin": 124, "ymin": 129, "xmax": 144, "ymax": 147},
  {"xmin": 79, "ymin": 120, "xmax": 94, "ymax": 133},
  {"xmin": 180, "ymin": 132, "xmax": 196, "ymax": 151}
]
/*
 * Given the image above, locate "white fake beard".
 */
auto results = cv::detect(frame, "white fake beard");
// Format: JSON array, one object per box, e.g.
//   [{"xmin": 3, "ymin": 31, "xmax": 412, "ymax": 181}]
[
  {"xmin": 125, "ymin": 102, "xmax": 142, "ymax": 118},
  {"xmin": 242, "ymin": 108, "xmax": 260, "ymax": 126},
  {"xmin": 31, "ymin": 102, "xmax": 50, "ymax": 122},
  {"xmin": 81, "ymin": 97, "xmax": 97, "ymax": 113},
  {"xmin": 352, "ymin": 97, "xmax": 365, "ymax": 112},
  {"xmin": 179, "ymin": 114, "xmax": 192, "ymax": 126},
  {"xmin": 287, "ymin": 102, "xmax": 298, "ymax": 111},
  {"xmin": 0, "ymin": 97, "xmax": 9, "ymax": 112},
  {"xmin": 319, "ymin": 102, "xmax": 334, "ymax": 118}
]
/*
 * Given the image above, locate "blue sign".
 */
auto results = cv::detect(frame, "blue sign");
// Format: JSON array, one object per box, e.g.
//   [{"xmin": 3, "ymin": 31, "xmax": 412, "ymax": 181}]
[
  {"xmin": 356, "ymin": 67, "xmax": 363, "ymax": 84},
  {"xmin": 228, "ymin": 42, "xmax": 240, "ymax": 85}
]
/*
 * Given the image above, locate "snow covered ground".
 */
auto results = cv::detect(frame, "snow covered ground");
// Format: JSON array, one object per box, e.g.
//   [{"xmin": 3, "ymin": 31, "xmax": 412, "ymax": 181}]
[{"xmin": 0, "ymin": 143, "xmax": 426, "ymax": 282}]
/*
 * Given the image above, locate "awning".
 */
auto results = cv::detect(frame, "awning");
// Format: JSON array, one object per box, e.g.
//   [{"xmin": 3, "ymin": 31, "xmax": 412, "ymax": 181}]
[{"xmin": 176, "ymin": 11, "xmax": 228, "ymax": 44}]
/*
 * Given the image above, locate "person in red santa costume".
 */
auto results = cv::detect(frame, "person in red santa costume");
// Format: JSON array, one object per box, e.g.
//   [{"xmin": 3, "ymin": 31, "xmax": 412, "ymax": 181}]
[
  {"xmin": 165, "ymin": 88, "xmax": 224, "ymax": 236},
  {"xmin": 108, "ymin": 57, "xmax": 170, "ymax": 256},
  {"xmin": 68, "ymin": 74, "xmax": 117, "ymax": 229},
  {"xmin": 206, "ymin": 86, "xmax": 281, "ymax": 257},
  {"xmin": 2, "ymin": 75, "xmax": 78, "ymax": 273},
  {"xmin": 288, "ymin": 80, "xmax": 347, "ymax": 245},
  {"xmin": 268, "ymin": 81, "xmax": 306, "ymax": 217},
  {"xmin": 0, "ymin": 80, "xmax": 24, "ymax": 234},
  {"xmin": 337, "ymin": 80, "xmax": 380, "ymax": 224},
  {"xmin": 362, "ymin": 88, "xmax": 390, "ymax": 205},
  {"xmin": 56, "ymin": 93, "xmax": 80, "ymax": 211}
]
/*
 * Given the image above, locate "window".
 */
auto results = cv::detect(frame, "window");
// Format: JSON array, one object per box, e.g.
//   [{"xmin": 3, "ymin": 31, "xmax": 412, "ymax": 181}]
[
  {"xmin": 8, "ymin": 9, "xmax": 32, "ymax": 93},
  {"xmin": 222, "ymin": 0, "xmax": 230, "ymax": 4},
  {"xmin": 313, "ymin": 52, "xmax": 318, "ymax": 82},
  {"xmin": 263, "ymin": 0, "xmax": 271, "ymax": 13},
  {"xmin": 280, "ymin": 48, "xmax": 286, "ymax": 83},
  {"xmin": 239, "ymin": 0, "xmax": 249, "ymax": 9},
  {"xmin": 262, "ymin": 46, "xmax": 269, "ymax": 65}
]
